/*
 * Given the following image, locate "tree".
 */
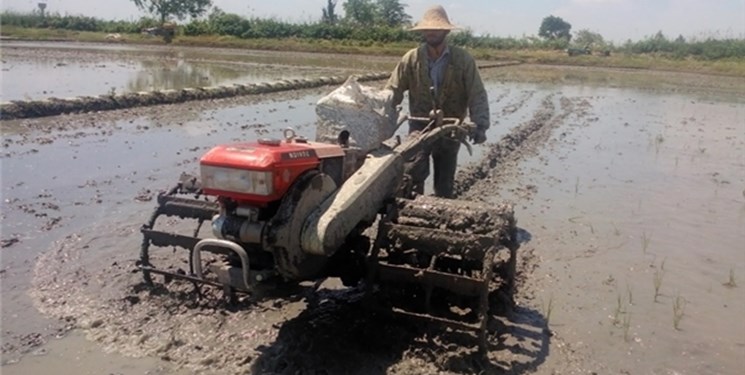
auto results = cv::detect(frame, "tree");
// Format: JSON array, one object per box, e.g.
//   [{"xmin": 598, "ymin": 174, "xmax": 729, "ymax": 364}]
[
  {"xmin": 343, "ymin": 0, "xmax": 376, "ymax": 25},
  {"xmin": 207, "ymin": 8, "xmax": 250, "ymax": 37},
  {"xmin": 539, "ymin": 15, "xmax": 572, "ymax": 41},
  {"xmin": 375, "ymin": 0, "xmax": 410, "ymax": 27},
  {"xmin": 322, "ymin": 0, "xmax": 339, "ymax": 24},
  {"xmin": 573, "ymin": 29, "xmax": 605, "ymax": 49},
  {"xmin": 131, "ymin": 0, "xmax": 213, "ymax": 24},
  {"xmin": 652, "ymin": 30, "xmax": 667, "ymax": 41}
]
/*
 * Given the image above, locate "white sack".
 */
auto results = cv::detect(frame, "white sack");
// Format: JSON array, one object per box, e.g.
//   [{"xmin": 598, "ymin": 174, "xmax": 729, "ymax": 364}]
[{"xmin": 315, "ymin": 76, "xmax": 397, "ymax": 153}]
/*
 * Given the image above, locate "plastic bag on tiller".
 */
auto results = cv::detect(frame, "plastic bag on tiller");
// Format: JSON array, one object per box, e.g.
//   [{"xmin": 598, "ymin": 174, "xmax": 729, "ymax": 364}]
[{"xmin": 315, "ymin": 76, "xmax": 398, "ymax": 153}]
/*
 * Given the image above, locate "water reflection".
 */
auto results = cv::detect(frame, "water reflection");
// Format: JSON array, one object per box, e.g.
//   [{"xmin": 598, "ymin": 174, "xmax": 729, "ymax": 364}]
[
  {"xmin": 127, "ymin": 59, "xmax": 228, "ymax": 92},
  {"xmin": 125, "ymin": 59, "xmax": 339, "ymax": 93},
  {"xmin": 0, "ymin": 42, "xmax": 370, "ymax": 101}
]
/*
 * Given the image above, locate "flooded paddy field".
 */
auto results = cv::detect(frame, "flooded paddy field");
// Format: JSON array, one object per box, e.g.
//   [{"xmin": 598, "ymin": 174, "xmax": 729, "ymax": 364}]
[
  {"xmin": 1, "ymin": 41, "xmax": 396, "ymax": 101},
  {"xmin": 1, "ymin": 43, "xmax": 744, "ymax": 374}
]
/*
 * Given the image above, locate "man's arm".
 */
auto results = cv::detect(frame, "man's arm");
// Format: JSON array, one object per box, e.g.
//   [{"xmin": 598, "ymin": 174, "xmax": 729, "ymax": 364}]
[
  {"xmin": 384, "ymin": 52, "xmax": 413, "ymax": 107},
  {"xmin": 464, "ymin": 56, "xmax": 489, "ymax": 131}
]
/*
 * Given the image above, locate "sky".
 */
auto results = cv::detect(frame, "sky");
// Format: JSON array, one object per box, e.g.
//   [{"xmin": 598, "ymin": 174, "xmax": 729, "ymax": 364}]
[{"xmin": 2, "ymin": 0, "xmax": 744, "ymax": 43}]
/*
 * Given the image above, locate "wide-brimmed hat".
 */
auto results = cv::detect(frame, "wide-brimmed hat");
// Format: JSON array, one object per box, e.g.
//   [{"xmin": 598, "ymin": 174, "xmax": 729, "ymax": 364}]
[{"xmin": 410, "ymin": 5, "xmax": 458, "ymax": 31}]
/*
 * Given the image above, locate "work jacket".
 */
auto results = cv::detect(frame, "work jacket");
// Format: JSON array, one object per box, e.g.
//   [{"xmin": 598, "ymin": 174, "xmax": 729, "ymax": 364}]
[{"xmin": 385, "ymin": 43, "xmax": 489, "ymax": 131}]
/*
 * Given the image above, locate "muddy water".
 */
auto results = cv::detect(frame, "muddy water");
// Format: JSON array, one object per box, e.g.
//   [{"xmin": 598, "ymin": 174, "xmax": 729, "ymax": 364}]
[
  {"xmin": 1, "ymin": 88, "xmax": 328, "ymax": 373},
  {"xmin": 1, "ymin": 46, "xmax": 744, "ymax": 374},
  {"xmin": 1, "ymin": 41, "xmax": 396, "ymax": 101},
  {"xmin": 461, "ymin": 67, "xmax": 745, "ymax": 374}
]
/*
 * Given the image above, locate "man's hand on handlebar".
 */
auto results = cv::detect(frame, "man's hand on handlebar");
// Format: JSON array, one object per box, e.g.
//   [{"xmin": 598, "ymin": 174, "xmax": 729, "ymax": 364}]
[{"xmin": 470, "ymin": 127, "xmax": 487, "ymax": 144}]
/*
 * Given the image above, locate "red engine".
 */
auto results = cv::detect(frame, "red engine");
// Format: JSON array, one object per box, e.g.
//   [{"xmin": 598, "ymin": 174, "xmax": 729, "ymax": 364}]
[{"xmin": 200, "ymin": 137, "xmax": 346, "ymax": 206}]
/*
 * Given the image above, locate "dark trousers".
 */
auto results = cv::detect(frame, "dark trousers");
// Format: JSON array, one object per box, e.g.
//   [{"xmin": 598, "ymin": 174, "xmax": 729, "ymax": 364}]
[{"xmin": 404, "ymin": 123, "xmax": 460, "ymax": 198}]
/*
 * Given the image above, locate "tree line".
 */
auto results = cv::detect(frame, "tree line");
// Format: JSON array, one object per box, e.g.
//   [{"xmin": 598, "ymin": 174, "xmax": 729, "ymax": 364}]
[{"xmin": 1, "ymin": 0, "xmax": 743, "ymax": 60}]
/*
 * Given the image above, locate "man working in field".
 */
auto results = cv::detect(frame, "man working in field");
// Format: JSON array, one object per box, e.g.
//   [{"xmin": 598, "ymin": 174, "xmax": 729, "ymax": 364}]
[{"xmin": 385, "ymin": 5, "xmax": 489, "ymax": 198}]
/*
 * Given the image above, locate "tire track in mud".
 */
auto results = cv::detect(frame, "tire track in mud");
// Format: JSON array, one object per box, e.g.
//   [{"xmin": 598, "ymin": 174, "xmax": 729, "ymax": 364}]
[{"xmin": 28, "ymin": 93, "xmax": 594, "ymax": 374}]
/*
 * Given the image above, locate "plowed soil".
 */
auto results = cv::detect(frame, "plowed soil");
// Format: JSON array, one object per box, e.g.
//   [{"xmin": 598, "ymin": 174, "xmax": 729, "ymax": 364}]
[{"xmin": 1, "ymin": 45, "xmax": 744, "ymax": 375}]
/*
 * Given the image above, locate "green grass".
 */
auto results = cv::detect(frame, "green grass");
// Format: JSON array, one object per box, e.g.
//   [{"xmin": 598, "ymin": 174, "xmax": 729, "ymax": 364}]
[
  {"xmin": 0, "ymin": 25, "xmax": 414, "ymax": 55},
  {"xmin": 3, "ymin": 26, "xmax": 745, "ymax": 77}
]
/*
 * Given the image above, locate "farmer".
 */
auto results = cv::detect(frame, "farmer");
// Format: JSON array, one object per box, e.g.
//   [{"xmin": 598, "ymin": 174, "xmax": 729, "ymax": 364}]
[{"xmin": 385, "ymin": 4, "xmax": 489, "ymax": 198}]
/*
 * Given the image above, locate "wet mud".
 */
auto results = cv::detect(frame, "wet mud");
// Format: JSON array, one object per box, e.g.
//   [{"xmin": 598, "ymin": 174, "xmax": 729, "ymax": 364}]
[
  {"xmin": 2, "ymin": 46, "xmax": 744, "ymax": 375},
  {"xmin": 24, "ymin": 132, "xmax": 543, "ymax": 374}
]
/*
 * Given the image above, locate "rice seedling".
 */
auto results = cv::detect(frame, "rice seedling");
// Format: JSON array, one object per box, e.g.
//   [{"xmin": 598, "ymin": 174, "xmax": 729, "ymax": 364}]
[
  {"xmin": 723, "ymin": 268, "xmax": 737, "ymax": 288},
  {"xmin": 673, "ymin": 294, "xmax": 686, "ymax": 330},
  {"xmin": 613, "ymin": 293, "xmax": 623, "ymax": 326},
  {"xmin": 543, "ymin": 295, "xmax": 554, "ymax": 327},
  {"xmin": 641, "ymin": 230, "xmax": 652, "ymax": 253},
  {"xmin": 609, "ymin": 291, "xmax": 633, "ymax": 341},
  {"xmin": 653, "ymin": 266, "xmax": 665, "ymax": 302},
  {"xmin": 655, "ymin": 134, "xmax": 665, "ymax": 155},
  {"xmin": 623, "ymin": 312, "xmax": 632, "ymax": 342},
  {"xmin": 626, "ymin": 284, "xmax": 634, "ymax": 305}
]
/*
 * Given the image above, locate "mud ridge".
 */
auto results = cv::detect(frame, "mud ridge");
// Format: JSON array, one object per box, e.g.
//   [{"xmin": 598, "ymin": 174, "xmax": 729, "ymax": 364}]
[
  {"xmin": 454, "ymin": 95, "xmax": 556, "ymax": 198},
  {"xmin": 454, "ymin": 94, "xmax": 587, "ymax": 199}
]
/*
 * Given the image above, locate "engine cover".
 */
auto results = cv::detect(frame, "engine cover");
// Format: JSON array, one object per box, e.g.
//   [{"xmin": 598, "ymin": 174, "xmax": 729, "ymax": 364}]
[{"xmin": 199, "ymin": 138, "xmax": 344, "ymax": 206}]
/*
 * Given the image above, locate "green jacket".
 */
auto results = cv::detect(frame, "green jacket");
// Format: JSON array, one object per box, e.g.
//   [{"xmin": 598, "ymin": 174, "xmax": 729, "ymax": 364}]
[{"xmin": 385, "ymin": 44, "xmax": 489, "ymax": 130}]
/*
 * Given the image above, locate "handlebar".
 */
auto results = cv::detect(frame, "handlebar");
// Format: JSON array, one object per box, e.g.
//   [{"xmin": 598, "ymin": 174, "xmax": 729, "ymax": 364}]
[
  {"xmin": 397, "ymin": 112, "xmax": 470, "ymax": 132},
  {"xmin": 395, "ymin": 118, "xmax": 476, "ymax": 159},
  {"xmin": 394, "ymin": 105, "xmax": 477, "ymax": 157}
]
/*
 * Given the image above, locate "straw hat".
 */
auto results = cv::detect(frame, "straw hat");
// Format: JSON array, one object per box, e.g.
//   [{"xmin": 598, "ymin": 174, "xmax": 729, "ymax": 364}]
[{"xmin": 410, "ymin": 5, "xmax": 458, "ymax": 31}]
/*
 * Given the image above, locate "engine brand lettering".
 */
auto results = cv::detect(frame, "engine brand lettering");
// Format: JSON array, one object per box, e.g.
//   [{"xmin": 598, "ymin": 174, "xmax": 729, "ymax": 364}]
[{"xmin": 283, "ymin": 150, "xmax": 314, "ymax": 159}]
